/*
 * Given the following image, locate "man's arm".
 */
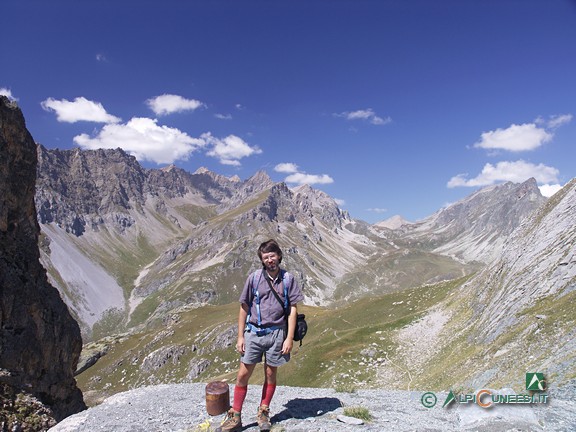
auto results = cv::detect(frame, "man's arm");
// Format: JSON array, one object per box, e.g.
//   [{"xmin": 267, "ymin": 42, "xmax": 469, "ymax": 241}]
[
  {"xmin": 237, "ymin": 303, "xmax": 249, "ymax": 354},
  {"xmin": 281, "ymin": 304, "xmax": 298, "ymax": 354}
]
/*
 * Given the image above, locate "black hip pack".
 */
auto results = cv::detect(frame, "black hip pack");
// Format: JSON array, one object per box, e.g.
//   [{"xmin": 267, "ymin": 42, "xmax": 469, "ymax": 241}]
[{"xmin": 293, "ymin": 313, "xmax": 307, "ymax": 343}]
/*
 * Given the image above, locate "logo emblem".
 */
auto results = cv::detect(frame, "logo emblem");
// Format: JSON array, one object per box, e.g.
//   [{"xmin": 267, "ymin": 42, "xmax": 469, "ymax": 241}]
[
  {"xmin": 442, "ymin": 390, "xmax": 456, "ymax": 408},
  {"xmin": 526, "ymin": 373, "xmax": 546, "ymax": 391}
]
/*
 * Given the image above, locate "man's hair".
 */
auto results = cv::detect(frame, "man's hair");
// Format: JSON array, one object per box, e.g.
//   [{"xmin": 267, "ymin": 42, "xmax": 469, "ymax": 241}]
[{"xmin": 257, "ymin": 239, "xmax": 283, "ymax": 264}]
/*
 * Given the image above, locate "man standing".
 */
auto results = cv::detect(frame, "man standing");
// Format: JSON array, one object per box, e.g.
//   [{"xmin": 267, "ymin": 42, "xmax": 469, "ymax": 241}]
[{"xmin": 216, "ymin": 239, "xmax": 304, "ymax": 432}]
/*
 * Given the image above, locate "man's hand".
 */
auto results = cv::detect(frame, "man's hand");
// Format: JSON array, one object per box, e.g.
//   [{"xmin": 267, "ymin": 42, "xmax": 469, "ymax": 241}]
[
  {"xmin": 281, "ymin": 337, "xmax": 293, "ymax": 355},
  {"xmin": 236, "ymin": 336, "xmax": 245, "ymax": 354}
]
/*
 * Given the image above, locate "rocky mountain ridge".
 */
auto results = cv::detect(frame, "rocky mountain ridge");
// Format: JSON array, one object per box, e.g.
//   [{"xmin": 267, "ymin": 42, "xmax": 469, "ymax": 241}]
[
  {"xmin": 64, "ymin": 170, "xmax": 576, "ymax": 407},
  {"xmin": 34, "ymin": 144, "xmax": 547, "ymax": 342},
  {"xmin": 383, "ymin": 178, "xmax": 547, "ymax": 264},
  {"xmin": 472, "ymin": 177, "xmax": 576, "ymax": 343}
]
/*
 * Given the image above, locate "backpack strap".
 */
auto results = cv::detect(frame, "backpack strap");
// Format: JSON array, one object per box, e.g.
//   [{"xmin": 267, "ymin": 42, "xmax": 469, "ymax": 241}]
[
  {"xmin": 246, "ymin": 270, "xmax": 264, "ymax": 327},
  {"xmin": 264, "ymin": 269, "xmax": 289, "ymax": 320},
  {"xmin": 282, "ymin": 270, "xmax": 290, "ymax": 309}
]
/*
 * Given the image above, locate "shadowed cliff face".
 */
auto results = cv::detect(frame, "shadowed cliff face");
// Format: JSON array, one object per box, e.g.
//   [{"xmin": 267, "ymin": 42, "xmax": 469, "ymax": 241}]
[{"xmin": 0, "ymin": 96, "xmax": 86, "ymax": 426}]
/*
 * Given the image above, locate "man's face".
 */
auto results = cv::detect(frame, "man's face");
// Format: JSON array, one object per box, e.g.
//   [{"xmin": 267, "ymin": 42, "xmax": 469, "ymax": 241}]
[{"xmin": 261, "ymin": 251, "xmax": 280, "ymax": 272}]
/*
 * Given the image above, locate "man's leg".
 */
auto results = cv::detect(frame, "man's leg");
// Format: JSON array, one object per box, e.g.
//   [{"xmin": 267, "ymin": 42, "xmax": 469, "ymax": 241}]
[
  {"xmin": 233, "ymin": 362, "xmax": 256, "ymax": 412},
  {"xmin": 260, "ymin": 364, "xmax": 277, "ymax": 407},
  {"xmin": 216, "ymin": 362, "xmax": 256, "ymax": 432},
  {"xmin": 257, "ymin": 364, "xmax": 277, "ymax": 431}
]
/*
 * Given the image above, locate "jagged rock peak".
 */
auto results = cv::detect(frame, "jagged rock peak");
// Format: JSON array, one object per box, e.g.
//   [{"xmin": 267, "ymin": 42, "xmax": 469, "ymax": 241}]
[
  {"xmin": 225, "ymin": 170, "xmax": 274, "ymax": 205},
  {"xmin": 292, "ymin": 183, "xmax": 314, "ymax": 194},
  {"xmin": 292, "ymin": 183, "xmax": 339, "ymax": 210},
  {"xmin": 466, "ymin": 177, "xmax": 541, "ymax": 202},
  {"xmin": 431, "ymin": 178, "xmax": 545, "ymax": 226},
  {"xmin": 513, "ymin": 177, "xmax": 545, "ymax": 201},
  {"xmin": 193, "ymin": 166, "xmax": 211, "ymax": 174},
  {"xmin": 194, "ymin": 166, "xmax": 240, "ymax": 182},
  {"xmin": 161, "ymin": 164, "xmax": 177, "ymax": 172},
  {"xmin": 246, "ymin": 169, "xmax": 273, "ymax": 186},
  {"xmin": 36, "ymin": 144, "xmax": 149, "ymax": 235},
  {"xmin": 193, "ymin": 166, "xmax": 237, "ymax": 185},
  {"xmin": 43, "ymin": 145, "xmax": 135, "ymax": 161},
  {"xmin": 290, "ymin": 183, "xmax": 348, "ymax": 228},
  {"xmin": 410, "ymin": 178, "xmax": 548, "ymax": 264},
  {"xmin": 256, "ymin": 183, "xmax": 293, "ymax": 221},
  {"xmin": 375, "ymin": 215, "xmax": 412, "ymax": 230},
  {"xmin": 37, "ymin": 143, "xmax": 140, "ymax": 168}
]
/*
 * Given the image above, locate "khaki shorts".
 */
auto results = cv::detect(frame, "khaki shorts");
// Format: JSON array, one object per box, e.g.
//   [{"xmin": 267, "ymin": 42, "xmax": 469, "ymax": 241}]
[{"xmin": 242, "ymin": 328, "xmax": 289, "ymax": 367}]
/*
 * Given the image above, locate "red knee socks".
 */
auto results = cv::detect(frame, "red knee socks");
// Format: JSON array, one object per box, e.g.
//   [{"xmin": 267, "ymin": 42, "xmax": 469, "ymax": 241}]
[
  {"xmin": 232, "ymin": 385, "xmax": 248, "ymax": 412},
  {"xmin": 260, "ymin": 383, "xmax": 276, "ymax": 407},
  {"xmin": 232, "ymin": 383, "xmax": 277, "ymax": 412}
]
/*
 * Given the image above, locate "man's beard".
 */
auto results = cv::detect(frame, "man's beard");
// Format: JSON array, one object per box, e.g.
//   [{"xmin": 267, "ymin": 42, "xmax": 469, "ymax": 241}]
[{"xmin": 264, "ymin": 262, "xmax": 278, "ymax": 272}]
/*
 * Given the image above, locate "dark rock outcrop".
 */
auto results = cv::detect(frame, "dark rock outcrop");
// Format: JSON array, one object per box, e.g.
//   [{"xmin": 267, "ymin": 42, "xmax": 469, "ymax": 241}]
[{"xmin": 0, "ymin": 96, "xmax": 86, "ymax": 428}]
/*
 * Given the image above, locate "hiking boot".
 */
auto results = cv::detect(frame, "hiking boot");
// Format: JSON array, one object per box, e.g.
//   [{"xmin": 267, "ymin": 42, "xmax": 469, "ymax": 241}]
[
  {"xmin": 257, "ymin": 405, "xmax": 271, "ymax": 431},
  {"xmin": 215, "ymin": 408, "xmax": 242, "ymax": 432}
]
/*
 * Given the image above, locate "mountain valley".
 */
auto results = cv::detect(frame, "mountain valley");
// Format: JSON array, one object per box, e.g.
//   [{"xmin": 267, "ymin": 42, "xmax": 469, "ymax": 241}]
[{"xmin": 31, "ymin": 144, "xmax": 576, "ymax": 406}]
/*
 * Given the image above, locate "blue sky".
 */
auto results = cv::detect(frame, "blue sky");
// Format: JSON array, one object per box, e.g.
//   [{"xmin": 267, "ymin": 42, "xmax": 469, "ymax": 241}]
[{"xmin": 2, "ymin": 0, "xmax": 576, "ymax": 224}]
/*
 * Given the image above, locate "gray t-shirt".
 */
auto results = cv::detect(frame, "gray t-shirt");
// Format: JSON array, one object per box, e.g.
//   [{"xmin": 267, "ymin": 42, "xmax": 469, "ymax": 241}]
[{"xmin": 239, "ymin": 268, "xmax": 304, "ymax": 328}]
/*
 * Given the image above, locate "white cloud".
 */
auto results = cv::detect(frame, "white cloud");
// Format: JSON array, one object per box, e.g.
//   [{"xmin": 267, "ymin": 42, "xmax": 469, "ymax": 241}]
[
  {"xmin": 96, "ymin": 53, "xmax": 107, "ymax": 62},
  {"xmin": 276, "ymin": 162, "xmax": 334, "ymax": 185},
  {"xmin": 215, "ymin": 113, "xmax": 232, "ymax": 120},
  {"xmin": 473, "ymin": 123, "xmax": 552, "ymax": 152},
  {"xmin": 202, "ymin": 132, "xmax": 262, "ymax": 166},
  {"xmin": 542, "ymin": 113, "xmax": 573, "ymax": 129},
  {"xmin": 539, "ymin": 183, "xmax": 563, "ymax": 197},
  {"xmin": 73, "ymin": 117, "xmax": 204, "ymax": 164},
  {"xmin": 274, "ymin": 163, "xmax": 299, "ymax": 174},
  {"xmin": 146, "ymin": 94, "xmax": 204, "ymax": 116},
  {"xmin": 0, "ymin": 87, "xmax": 17, "ymax": 101},
  {"xmin": 41, "ymin": 97, "xmax": 121, "ymax": 123},
  {"xmin": 538, "ymin": 183, "xmax": 564, "ymax": 198},
  {"xmin": 447, "ymin": 160, "xmax": 560, "ymax": 188},
  {"xmin": 334, "ymin": 108, "xmax": 391, "ymax": 126},
  {"xmin": 285, "ymin": 172, "xmax": 334, "ymax": 185},
  {"xmin": 367, "ymin": 208, "xmax": 388, "ymax": 213}
]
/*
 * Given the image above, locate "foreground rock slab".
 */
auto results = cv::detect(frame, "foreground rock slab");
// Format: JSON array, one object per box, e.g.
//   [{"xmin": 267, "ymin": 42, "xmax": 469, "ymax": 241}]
[{"xmin": 50, "ymin": 383, "xmax": 575, "ymax": 431}]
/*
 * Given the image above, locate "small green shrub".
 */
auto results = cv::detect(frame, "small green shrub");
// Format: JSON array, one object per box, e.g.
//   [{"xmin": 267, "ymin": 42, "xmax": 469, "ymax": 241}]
[
  {"xmin": 334, "ymin": 383, "xmax": 357, "ymax": 393},
  {"xmin": 343, "ymin": 406, "xmax": 373, "ymax": 421}
]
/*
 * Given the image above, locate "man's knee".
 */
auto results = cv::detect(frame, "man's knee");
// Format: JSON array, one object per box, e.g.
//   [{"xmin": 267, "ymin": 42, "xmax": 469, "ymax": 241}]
[
  {"xmin": 264, "ymin": 365, "xmax": 277, "ymax": 381},
  {"xmin": 237, "ymin": 362, "xmax": 255, "ymax": 384}
]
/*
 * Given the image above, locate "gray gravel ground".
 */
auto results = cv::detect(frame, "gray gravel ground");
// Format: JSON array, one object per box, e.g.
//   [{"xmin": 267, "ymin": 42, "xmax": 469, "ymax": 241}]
[{"xmin": 49, "ymin": 383, "xmax": 576, "ymax": 431}]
